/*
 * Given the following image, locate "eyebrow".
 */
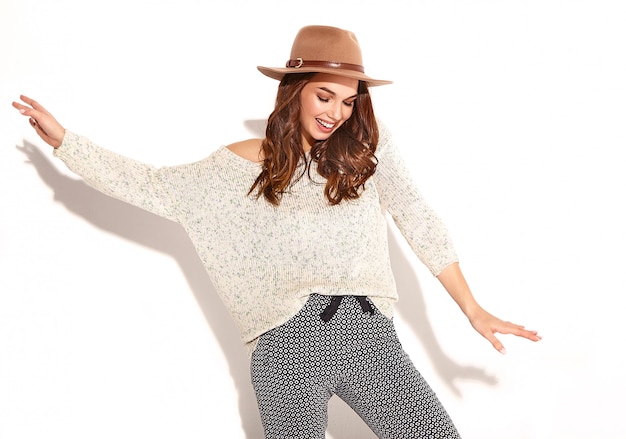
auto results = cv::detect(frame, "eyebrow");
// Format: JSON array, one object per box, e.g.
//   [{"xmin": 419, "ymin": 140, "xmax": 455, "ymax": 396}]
[{"xmin": 317, "ymin": 87, "xmax": 358, "ymax": 100}]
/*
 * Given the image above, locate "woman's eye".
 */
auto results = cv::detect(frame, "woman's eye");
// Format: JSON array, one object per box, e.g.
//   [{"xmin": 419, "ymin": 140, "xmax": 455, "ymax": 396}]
[
  {"xmin": 344, "ymin": 101, "xmax": 355, "ymax": 107},
  {"xmin": 317, "ymin": 96, "xmax": 330, "ymax": 103}
]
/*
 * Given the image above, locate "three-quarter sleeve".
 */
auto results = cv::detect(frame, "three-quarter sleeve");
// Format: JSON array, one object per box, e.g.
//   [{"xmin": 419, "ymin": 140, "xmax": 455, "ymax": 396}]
[{"xmin": 373, "ymin": 124, "xmax": 458, "ymax": 275}]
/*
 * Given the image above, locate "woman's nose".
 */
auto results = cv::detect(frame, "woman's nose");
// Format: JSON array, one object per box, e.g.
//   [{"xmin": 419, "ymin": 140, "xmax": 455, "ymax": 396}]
[{"xmin": 327, "ymin": 102, "xmax": 342, "ymax": 120}]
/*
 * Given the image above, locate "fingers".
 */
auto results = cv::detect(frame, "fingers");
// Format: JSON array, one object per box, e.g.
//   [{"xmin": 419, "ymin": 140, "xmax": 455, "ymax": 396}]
[
  {"xmin": 476, "ymin": 324, "xmax": 508, "ymax": 354},
  {"xmin": 518, "ymin": 328, "xmax": 542, "ymax": 342},
  {"xmin": 19, "ymin": 95, "xmax": 47, "ymax": 113},
  {"xmin": 497, "ymin": 321, "xmax": 542, "ymax": 342},
  {"xmin": 13, "ymin": 98, "xmax": 39, "ymax": 119},
  {"xmin": 13, "ymin": 97, "xmax": 44, "ymax": 129},
  {"xmin": 28, "ymin": 116, "xmax": 47, "ymax": 140},
  {"xmin": 12, "ymin": 100, "xmax": 30, "ymax": 114},
  {"xmin": 13, "ymin": 95, "xmax": 51, "ymax": 119},
  {"xmin": 486, "ymin": 333, "xmax": 507, "ymax": 355},
  {"xmin": 18, "ymin": 94, "xmax": 35, "ymax": 107},
  {"xmin": 488, "ymin": 322, "xmax": 542, "ymax": 355}
]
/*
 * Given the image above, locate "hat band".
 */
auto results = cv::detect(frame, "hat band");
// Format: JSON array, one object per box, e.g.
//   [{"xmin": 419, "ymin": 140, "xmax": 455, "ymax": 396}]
[{"xmin": 285, "ymin": 58, "xmax": 365, "ymax": 73}]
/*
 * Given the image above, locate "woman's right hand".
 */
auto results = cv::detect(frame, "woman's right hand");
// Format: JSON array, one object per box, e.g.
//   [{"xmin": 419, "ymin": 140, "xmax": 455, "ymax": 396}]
[{"xmin": 12, "ymin": 95, "xmax": 65, "ymax": 148}]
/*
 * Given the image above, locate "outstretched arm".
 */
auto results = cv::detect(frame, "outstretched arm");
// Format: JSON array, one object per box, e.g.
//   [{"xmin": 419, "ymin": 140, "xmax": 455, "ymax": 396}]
[
  {"xmin": 12, "ymin": 95, "xmax": 179, "ymax": 222},
  {"xmin": 436, "ymin": 262, "xmax": 541, "ymax": 354},
  {"xmin": 12, "ymin": 95, "xmax": 65, "ymax": 148}
]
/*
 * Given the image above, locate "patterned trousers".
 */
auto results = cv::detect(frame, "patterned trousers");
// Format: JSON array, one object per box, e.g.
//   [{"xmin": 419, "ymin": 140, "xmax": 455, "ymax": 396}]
[{"xmin": 250, "ymin": 294, "xmax": 461, "ymax": 439}]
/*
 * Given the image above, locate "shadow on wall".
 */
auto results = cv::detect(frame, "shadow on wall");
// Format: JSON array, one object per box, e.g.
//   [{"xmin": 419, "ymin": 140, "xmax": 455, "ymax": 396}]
[
  {"xmin": 16, "ymin": 140, "xmax": 263, "ymax": 438},
  {"xmin": 16, "ymin": 131, "xmax": 496, "ymax": 438},
  {"xmin": 389, "ymin": 229, "xmax": 498, "ymax": 396}
]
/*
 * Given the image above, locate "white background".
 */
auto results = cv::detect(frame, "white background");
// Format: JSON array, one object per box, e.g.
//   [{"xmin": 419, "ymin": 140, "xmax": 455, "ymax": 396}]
[{"xmin": 1, "ymin": 1, "xmax": 625, "ymax": 438}]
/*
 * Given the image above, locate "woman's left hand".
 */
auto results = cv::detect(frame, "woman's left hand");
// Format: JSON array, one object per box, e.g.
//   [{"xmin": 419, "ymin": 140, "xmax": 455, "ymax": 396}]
[
  {"xmin": 436, "ymin": 263, "xmax": 541, "ymax": 354},
  {"xmin": 468, "ymin": 307, "xmax": 541, "ymax": 355}
]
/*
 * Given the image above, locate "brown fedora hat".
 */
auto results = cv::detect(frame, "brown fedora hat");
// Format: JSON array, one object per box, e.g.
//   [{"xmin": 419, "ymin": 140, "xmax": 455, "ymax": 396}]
[{"xmin": 257, "ymin": 25, "xmax": 392, "ymax": 87}]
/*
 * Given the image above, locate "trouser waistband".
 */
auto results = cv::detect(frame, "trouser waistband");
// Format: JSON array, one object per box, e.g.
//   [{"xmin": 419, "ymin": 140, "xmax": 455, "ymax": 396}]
[{"xmin": 319, "ymin": 295, "xmax": 374, "ymax": 322}]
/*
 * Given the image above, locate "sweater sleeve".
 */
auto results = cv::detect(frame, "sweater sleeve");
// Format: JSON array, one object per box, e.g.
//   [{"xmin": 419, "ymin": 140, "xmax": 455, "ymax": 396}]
[
  {"xmin": 53, "ymin": 130, "xmax": 179, "ymax": 222},
  {"xmin": 373, "ymin": 123, "xmax": 458, "ymax": 276}
]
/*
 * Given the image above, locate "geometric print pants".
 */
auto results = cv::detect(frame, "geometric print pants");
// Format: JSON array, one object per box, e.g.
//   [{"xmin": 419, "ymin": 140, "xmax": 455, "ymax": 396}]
[{"xmin": 250, "ymin": 294, "xmax": 462, "ymax": 438}]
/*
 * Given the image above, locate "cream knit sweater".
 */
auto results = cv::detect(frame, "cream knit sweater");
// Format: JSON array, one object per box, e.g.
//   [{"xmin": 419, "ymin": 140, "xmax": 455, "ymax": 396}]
[{"xmin": 53, "ymin": 123, "xmax": 458, "ymax": 351}]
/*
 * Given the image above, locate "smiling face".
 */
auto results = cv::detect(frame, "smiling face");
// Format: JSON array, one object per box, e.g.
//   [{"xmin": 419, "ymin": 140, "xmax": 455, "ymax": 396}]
[{"xmin": 298, "ymin": 73, "xmax": 359, "ymax": 151}]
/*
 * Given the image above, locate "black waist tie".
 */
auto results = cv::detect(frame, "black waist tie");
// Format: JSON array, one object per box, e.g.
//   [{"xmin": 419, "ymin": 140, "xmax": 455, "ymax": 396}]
[{"xmin": 320, "ymin": 296, "xmax": 375, "ymax": 322}]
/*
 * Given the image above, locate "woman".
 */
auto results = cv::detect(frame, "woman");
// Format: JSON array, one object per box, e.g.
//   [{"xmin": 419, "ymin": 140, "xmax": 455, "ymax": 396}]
[{"xmin": 13, "ymin": 25, "xmax": 540, "ymax": 439}]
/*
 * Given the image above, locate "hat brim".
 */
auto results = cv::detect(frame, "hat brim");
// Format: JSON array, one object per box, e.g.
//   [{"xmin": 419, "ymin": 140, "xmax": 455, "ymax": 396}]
[{"xmin": 257, "ymin": 66, "xmax": 392, "ymax": 87}]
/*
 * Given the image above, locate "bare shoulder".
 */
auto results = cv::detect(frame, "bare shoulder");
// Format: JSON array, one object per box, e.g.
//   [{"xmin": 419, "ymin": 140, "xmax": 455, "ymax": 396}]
[{"xmin": 226, "ymin": 138, "xmax": 264, "ymax": 163}]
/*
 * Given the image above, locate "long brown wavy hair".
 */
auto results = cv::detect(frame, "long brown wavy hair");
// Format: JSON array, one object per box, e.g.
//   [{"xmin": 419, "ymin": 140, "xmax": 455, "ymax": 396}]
[{"xmin": 249, "ymin": 73, "xmax": 380, "ymax": 206}]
